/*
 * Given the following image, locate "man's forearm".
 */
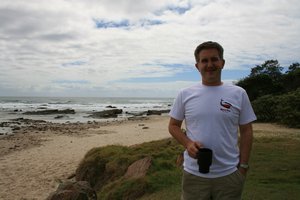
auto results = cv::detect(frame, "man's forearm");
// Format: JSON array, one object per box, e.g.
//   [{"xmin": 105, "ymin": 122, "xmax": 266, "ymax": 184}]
[
  {"xmin": 239, "ymin": 123, "xmax": 253, "ymax": 165},
  {"xmin": 169, "ymin": 124, "xmax": 191, "ymax": 148},
  {"xmin": 169, "ymin": 118, "xmax": 202, "ymax": 158}
]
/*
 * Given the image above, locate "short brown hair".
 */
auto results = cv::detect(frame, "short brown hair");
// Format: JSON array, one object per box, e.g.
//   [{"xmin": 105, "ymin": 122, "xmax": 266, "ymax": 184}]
[{"xmin": 194, "ymin": 41, "xmax": 224, "ymax": 62}]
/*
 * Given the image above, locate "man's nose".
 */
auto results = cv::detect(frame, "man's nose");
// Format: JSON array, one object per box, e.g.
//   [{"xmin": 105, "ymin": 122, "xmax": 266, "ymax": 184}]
[{"xmin": 207, "ymin": 60, "xmax": 214, "ymax": 68}]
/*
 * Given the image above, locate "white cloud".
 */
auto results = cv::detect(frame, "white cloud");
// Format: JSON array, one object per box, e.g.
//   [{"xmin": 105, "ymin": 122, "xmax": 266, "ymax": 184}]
[{"xmin": 0, "ymin": 0, "xmax": 299, "ymax": 97}]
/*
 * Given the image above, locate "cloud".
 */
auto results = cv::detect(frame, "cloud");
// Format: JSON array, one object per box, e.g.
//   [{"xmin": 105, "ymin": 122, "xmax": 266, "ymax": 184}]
[
  {"xmin": 62, "ymin": 60, "xmax": 87, "ymax": 67},
  {"xmin": 93, "ymin": 18, "xmax": 165, "ymax": 29},
  {"xmin": 52, "ymin": 80, "xmax": 90, "ymax": 84},
  {"xmin": 0, "ymin": 0, "xmax": 299, "ymax": 97}
]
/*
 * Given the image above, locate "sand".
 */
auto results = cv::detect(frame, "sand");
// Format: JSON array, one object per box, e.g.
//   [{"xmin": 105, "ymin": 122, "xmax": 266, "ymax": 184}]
[{"xmin": 0, "ymin": 116, "xmax": 171, "ymax": 200}]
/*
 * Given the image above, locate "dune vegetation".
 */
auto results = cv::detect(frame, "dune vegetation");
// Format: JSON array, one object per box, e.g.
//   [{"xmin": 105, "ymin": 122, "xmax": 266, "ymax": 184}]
[{"xmin": 75, "ymin": 123, "xmax": 300, "ymax": 200}]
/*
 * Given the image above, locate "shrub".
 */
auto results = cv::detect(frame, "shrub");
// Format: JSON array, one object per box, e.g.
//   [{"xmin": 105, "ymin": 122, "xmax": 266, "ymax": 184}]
[{"xmin": 252, "ymin": 89, "xmax": 300, "ymax": 128}]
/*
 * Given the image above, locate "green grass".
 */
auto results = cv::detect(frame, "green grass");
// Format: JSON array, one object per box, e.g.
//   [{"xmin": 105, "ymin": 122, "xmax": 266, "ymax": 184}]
[
  {"xmin": 76, "ymin": 124, "xmax": 300, "ymax": 200},
  {"xmin": 242, "ymin": 136, "xmax": 300, "ymax": 200},
  {"xmin": 76, "ymin": 138, "xmax": 184, "ymax": 200}
]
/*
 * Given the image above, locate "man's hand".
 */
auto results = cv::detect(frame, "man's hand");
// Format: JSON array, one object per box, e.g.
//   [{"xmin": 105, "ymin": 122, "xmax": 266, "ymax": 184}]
[
  {"xmin": 238, "ymin": 167, "xmax": 248, "ymax": 176},
  {"xmin": 186, "ymin": 140, "xmax": 203, "ymax": 158},
  {"xmin": 168, "ymin": 117, "xmax": 203, "ymax": 159}
]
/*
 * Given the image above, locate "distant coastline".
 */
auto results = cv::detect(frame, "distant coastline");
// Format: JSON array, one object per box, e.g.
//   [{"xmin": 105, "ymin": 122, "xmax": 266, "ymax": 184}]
[{"xmin": 0, "ymin": 96, "xmax": 173, "ymax": 136}]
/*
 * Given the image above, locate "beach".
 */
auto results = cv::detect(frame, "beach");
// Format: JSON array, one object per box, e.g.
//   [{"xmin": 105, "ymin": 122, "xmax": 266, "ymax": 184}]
[
  {"xmin": 1, "ymin": 114, "xmax": 299, "ymax": 200},
  {"xmin": 0, "ymin": 115, "xmax": 171, "ymax": 200}
]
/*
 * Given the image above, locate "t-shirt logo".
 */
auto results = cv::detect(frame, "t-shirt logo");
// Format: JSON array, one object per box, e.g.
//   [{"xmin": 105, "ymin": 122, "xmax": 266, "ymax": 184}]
[{"xmin": 220, "ymin": 99, "xmax": 232, "ymax": 112}]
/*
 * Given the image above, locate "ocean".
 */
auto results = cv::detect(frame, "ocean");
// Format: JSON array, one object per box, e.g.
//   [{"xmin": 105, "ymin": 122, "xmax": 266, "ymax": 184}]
[{"xmin": 0, "ymin": 96, "xmax": 174, "ymax": 124}]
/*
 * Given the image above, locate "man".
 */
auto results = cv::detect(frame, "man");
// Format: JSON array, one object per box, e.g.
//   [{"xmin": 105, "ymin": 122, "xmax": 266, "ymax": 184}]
[{"xmin": 168, "ymin": 41, "xmax": 256, "ymax": 200}]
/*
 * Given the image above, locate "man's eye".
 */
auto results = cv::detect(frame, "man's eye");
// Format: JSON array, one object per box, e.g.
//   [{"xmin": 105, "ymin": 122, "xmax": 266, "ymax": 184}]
[
  {"xmin": 201, "ymin": 59, "xmax": 208, "ymax": 63},
  {"xmin": 211, "ymin": 57, "xmax": 219, "ymax": 61}
]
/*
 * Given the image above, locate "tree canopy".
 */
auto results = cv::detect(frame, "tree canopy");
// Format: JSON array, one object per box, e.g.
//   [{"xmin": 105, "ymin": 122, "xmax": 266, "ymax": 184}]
[{"xmin": 236, "ymin": 60, "xmax": 300, "ymax": 128}]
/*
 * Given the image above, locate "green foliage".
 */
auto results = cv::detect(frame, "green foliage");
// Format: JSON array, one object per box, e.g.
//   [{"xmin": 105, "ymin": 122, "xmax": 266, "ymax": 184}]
[
  {"xmin": 275, "ymin": 89, "xmax": 300, "ymax": 128},
  {"xmin": 237, "ymin": 60, "xmax": 300, "ymax": 101},
  {"xmin": 250, "ymin": 60, "xmax": 283, "ymax": 79},
  {"xmin": 282, "ymin": 65, "xmax": 300, "ymax": 92},
  {"xmin": 237, "ymin": 74, "xmax": 281, "ymax": 101},
  {"xmin": 75, "ymin": 145, "xmax": 132, "ymax": 189},
  {"xmin": 76, "ymin": 138, "xmax": 184, "ymax": 200},
  {"xmin": 236, "ymin": 60, "xmax": 300, "ymax": 127},
  {"xmin": 252, "ymin": 89, "xmax": 300, "ymax": 128},
  {"xmin": 251, "ymin": 95, "xmax": 278, "ymax": 122},
  {"xmin": 286, "ymin": 62, "xmax": 300, "ymax": 73},
  {"xmin": 99, "ymin": 178, "xmax": 148, "ymax": 200}
]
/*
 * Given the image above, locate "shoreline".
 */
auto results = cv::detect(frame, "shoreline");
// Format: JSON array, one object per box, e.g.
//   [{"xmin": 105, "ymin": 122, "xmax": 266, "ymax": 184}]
[
  {"xmin": 0, "ymin": 108, "xmax": 170, "ymax": 137},
  {"xmin": 0, "ymin": 115, "xmax": 172, "ymax": 200}
]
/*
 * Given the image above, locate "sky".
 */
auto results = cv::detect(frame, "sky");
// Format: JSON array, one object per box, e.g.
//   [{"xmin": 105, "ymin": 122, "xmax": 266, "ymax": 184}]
[{"xmin": 0, "ymin": 0, "xmax": 299, "ymax": 98}]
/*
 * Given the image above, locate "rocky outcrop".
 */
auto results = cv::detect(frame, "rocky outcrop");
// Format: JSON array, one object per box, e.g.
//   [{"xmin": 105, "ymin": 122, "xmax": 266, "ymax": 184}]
[
  {"xmin": 87, "ymin": 109, "xmax": 123, "ymax": 118},
  {"xmin": 46, "ymin": 181, "xmax": 97, "ymax": 200},
  {"xmin": 73, "ymin": 139, "xmax": 182, "ymax": 199},
  {"xmin": 23, "ymin": 109, "xmax": 75, "ymax": 115},
  {"xmin": 146, "ymin": 109, "xmax": 170, "ymax": 115},
  {"xmin": 124, "ymin": 157, "xmax": 152, "ymax": 179},
  {"xmin": 126, "ymin": 109, "xmax": 170, "ymax": 117},
  {"xmin": 105, "ymin": 105, "xmax": 117, "ymax": 108}
]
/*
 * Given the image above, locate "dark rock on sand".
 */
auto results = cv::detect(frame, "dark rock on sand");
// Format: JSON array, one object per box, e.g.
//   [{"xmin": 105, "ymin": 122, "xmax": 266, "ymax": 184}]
[
  {"xmin": 125, "ymin": 111, "xmax": 148, "ymax": 116},
  {"xmin": 146, "ymin": 109, "xmax": 170, "ymax": 115},
  {"xmin": 87, "ymin": 109, "xmax": 122, "ymax": 118},
  {"xmin": 10, "ymin": 118, "xmax": 47, "ymax": 124},
  {"xmin": 54, "ymin": 115, "xmax": 64, "ymax": 119},
  {"xmin": 23, "ymin": 109, "xmax": 75, "ymax": 115}
]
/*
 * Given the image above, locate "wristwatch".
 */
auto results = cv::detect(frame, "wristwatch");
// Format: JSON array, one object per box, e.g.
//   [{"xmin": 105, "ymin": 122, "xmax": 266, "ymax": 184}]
[{"xmin": 239, "ymin": 163, "xmax": 249, "ymax": 169}]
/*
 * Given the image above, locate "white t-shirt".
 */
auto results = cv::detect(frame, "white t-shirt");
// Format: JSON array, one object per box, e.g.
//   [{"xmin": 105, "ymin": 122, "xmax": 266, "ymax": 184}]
[{"xmin": 169, "ymin": 83, "xmax": 257, "ymax": 178}]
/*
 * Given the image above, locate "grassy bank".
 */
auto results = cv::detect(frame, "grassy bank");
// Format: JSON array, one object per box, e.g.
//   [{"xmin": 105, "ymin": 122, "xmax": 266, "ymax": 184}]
[
  {"xmin": 76, "ymin": 138, "xmax": 184, "ymax": 199},
  {"xmin": 76, "ymin": 123, "xmax": 300, "ymax": 200},
  {"xmin": 142, "ymin": 124, "xmax": 300, "ymax": 200}
]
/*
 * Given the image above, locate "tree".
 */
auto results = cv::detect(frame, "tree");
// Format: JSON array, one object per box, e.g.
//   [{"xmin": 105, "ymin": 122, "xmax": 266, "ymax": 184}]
[
  {"xmin": 250, "ymin": 60, "xmax": 283, "ymax": 80},
  {"xmin": 237, "ymin": 74, "xmax": 275, "ymax": 101},
  {"xmin": 286, "ymin": 62, "xmax": 300, "ymax": 73},
  {"xmin": 236, "ymin": 60, "xmax": 300, "ymax": 128},
  {"xmin": 282, "ymin": 63, "xmax": 300, "ymax": 92}
]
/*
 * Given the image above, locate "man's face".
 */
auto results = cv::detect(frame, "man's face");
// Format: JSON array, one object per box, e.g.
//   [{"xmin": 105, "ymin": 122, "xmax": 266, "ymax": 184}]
[{"xmin": 195, "ymin": 48, "xmax": 225, "ymax": 86}]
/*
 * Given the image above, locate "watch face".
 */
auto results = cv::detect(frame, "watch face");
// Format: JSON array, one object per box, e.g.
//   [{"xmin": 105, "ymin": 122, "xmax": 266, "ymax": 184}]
[{"xmin": 240, "ymin": 164, "xmax": 249, "ymax": 169}]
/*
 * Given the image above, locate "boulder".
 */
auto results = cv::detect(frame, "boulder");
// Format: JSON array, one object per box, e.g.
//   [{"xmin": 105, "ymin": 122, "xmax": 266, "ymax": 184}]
[
  {"xmin": 88, "ymin": 109, "xmax": 123, "ymax": 118},
  {"xmin": 54, "ymin": 115, "xmax": 64, "ymax": 119},
  {"xmin": 146, "ymin": 109, "xmax": 170, "ymax": 115},
  {"xmin": 46, "ymin": 181, "xmax": 97, "ymax": 200},
  {"xmin": 23, "ymin": 109, "xmax": 75, "ymax": 115},
  {"xmin": 105, "ymin": 105, "xmax": 117, "ymax": 108},
  {"xmin": 125, "ymin": 111, "xmax": 148, "ymax": 116},
  {"xmin": 124, "ymin": 157, "xmax": 152, "ymax": 179}
]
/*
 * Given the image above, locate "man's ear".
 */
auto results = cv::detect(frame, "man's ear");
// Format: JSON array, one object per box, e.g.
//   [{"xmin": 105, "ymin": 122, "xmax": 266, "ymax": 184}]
[
  {"xmin": 195, "ymin": 63, "xmax": 199, "ymax": 70},
  {"xmin": 221, "ymin": 59, "xmax": 225, "ymax": 69}
]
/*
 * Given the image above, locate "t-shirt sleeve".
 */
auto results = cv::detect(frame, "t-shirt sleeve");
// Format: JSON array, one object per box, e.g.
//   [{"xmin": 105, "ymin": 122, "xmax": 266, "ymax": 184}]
[
  {"xmin": 239, "ymin": 90, "xmax": 257, "ymax": 125},
  {"xmin": 169, "ymin": 91, "xmax": 185, "ymax": 121}
]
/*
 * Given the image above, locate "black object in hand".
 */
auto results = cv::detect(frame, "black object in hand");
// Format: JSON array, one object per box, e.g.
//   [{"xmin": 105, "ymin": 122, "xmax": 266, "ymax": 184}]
[{"xmin": 197, "ymin": 148, "xmax": 213, "ymax": 174}]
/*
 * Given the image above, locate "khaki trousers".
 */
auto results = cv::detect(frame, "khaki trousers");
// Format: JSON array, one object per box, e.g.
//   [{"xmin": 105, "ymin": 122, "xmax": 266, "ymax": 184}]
[{"xmin": 182, "ymin": 170, "xmax": 245, "ymax": 200}]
